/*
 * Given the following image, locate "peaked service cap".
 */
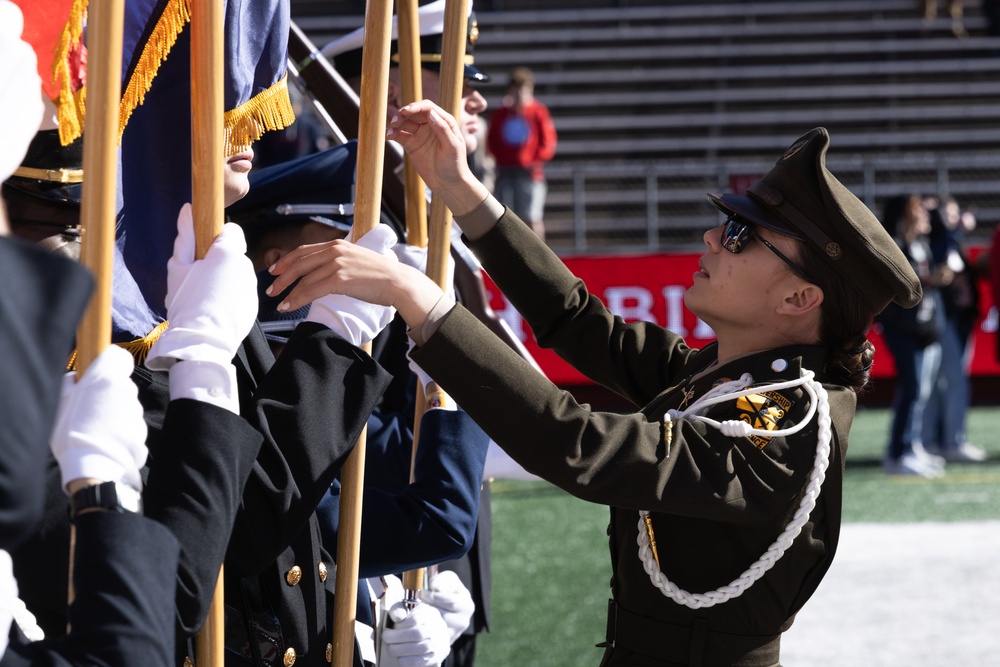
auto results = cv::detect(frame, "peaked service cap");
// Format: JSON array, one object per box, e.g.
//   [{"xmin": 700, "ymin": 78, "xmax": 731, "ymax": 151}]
[
  {"xmin": 707, "ymin": 127, "xmax": 922, "ymax": 314},
  {"xmin": 227, "ymin": 141, "xmax": 357, "ymax": 236},
  {"xmin": 320, "ymin": 0, "xmax": 488, "ymax": 83}
]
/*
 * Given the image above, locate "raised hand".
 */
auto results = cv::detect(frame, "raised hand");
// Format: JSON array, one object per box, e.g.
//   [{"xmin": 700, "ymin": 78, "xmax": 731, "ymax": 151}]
[
  {"xmin": 387, "ymin": 100, "xmax": 491, "ymax": 217},
  {"xmin": 268, "ymin": 225, "xmax": 444, "ymax": 331}
]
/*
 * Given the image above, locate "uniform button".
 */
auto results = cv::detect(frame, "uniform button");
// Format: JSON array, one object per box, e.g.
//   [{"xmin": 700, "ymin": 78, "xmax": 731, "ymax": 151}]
[
  {"xmin": 325, "ymin": 643, "xmax": 333, "ymax": 663},
  {"xmin": 318, "ymin": 561, "xmax": 328, "ymax": 582},
  {"xmin": 184, "ymin": 658, "xmax": 194, "ymax": 667},
  {"xmin": 771, "ymin": 358, "xmax": 788, "ymax": 372},
  {"xmin": 285, "ymin": 565, "xmax": 303, "ymax": 586},
  {"xmin": 283, "ymin": 647, "xmax": 297, "ymax": 666}
]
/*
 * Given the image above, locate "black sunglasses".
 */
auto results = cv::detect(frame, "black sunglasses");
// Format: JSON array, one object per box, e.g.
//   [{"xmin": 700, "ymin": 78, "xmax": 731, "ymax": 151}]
[{"xmin": 721, "ymin": 215, "xmax": 814, "ymax": 282}]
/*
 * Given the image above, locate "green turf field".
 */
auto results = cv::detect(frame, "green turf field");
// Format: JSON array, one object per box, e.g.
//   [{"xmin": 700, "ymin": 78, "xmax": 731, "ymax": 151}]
[{"xmin": 474, "ymin": 407, "xmax": 1000, "ymax": 667}]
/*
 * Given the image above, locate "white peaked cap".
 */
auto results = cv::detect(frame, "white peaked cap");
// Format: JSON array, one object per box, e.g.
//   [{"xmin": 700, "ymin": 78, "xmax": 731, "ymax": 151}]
[
  {"xmin": 0, "ymin": 0, "xmax": 45, "ymax": 183},
  {"xmin": 320, "ymin": 0, "xmax": 473, "ymax": 58}
]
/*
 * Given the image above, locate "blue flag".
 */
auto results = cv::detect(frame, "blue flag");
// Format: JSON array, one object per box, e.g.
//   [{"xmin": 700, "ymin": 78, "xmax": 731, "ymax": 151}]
[{"xmin": 114, "ymin": 0, "xmax": 294, "ymax": 341}]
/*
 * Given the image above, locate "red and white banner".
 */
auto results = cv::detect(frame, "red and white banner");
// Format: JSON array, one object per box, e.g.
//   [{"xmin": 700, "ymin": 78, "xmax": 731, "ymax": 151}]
[{"xmin": 482, "ymin": 249, "xmax": 1000, "ymax": 387}]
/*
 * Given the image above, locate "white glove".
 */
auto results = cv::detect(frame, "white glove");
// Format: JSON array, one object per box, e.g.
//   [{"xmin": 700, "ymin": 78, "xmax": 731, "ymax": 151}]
[
  {"xmin": 380, "ymin": 600, "xmax": 452, "ymax": 667},
  {"xmin": 406, "ymin": 337, "xmax": 434, "ymax": 389},
  {"xmin": 392, "ymin": 244, "xmax": 456, "ymax": 302},
  {"xmin": 422, "ymin": 570, "xmax": 474, "ymax": 644},
  {"xmin": 0, "ymin": 549, "xmax": 15, "ymax": 657},
  {"xmin": 307, "ymin": 223, "xmax": 398, "ymax": 347},
  {"xmin": 146, "ymin": 203, "xmax": 258, "ymax": 370},
  {"xmin": 51, "ymin": 346, "xmax": 148, "ymax": 492}
]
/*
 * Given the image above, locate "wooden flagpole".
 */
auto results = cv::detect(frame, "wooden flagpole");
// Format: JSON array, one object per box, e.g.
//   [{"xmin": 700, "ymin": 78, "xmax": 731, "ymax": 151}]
[
  {"xmin": 190, "ymin": 0, "xmax": 226, "ymax": 663},
  {"xmin": 76, "ymin": 0, "xmax": 124, "ymax": 377},
  {"xmin": 70, "ymin": 0, "xmax": 125, "ymax": 613},
  {"xmin": 331, "ymin": 1, "xmax": 393, "ymax": 665},
  {"xmin": 426, "ymin": 0, "xmax": 468, "ymax": 287},
  {"xmin": 398, "ymin": 0, "xmax": 427, "ymax": 249},
  {"xmin": 396, "ymin": 0, "xmax": 430, "ymax": 602}
]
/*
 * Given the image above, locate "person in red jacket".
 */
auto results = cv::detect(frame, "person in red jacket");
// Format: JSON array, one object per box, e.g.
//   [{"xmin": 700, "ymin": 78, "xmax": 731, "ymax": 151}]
[{"xmin": 486, "ymin": 67, "xmax": 556, "ymax": 241}]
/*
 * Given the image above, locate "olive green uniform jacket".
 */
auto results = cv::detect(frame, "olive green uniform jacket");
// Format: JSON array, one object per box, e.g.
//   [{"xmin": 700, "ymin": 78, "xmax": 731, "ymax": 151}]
[{"xmin": 410, "ymin": 209, "xmax": 853, "ymax": 667}]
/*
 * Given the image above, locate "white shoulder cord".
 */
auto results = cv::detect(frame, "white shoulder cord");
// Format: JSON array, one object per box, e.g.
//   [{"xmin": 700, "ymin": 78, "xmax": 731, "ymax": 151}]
[{"xmin": 637, "ymin": 369, "xmax": 832, "ymax": 609}]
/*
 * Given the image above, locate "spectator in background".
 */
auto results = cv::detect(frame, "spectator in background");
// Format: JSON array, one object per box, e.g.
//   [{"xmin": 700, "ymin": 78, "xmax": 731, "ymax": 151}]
[
  {"xmin": 486, "ymin": 66, "xmax": 556, "ymax": 241},
  {"xmin": 924, "ymin": 196, "xmax": 987, "ymax": 462},
  {"xmin": 923, "ymin": 0, "xmax": 967, "ymax": 37},
  {"xmin": 877, "ymin": 194, "xmax": 949, "ymax": 477}
]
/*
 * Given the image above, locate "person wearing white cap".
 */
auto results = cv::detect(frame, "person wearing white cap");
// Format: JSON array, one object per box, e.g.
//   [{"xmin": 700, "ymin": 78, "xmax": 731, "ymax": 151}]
[
  {"xmin": 321, "ymin": 0, "xmax": 489, "ymax": 155},
  {"xmin": 322, "ymin": 5, "xmax": 494, "ymax": 665}
]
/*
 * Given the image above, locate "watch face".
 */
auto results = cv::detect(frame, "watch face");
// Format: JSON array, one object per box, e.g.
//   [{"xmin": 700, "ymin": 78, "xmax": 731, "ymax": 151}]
[{"xmin": 116, "ymin": 484, "xmax": 143, "ymax": 514}]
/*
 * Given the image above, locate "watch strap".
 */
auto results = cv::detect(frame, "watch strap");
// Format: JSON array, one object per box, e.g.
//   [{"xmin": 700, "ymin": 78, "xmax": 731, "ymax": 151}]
[{"xmin": 69, "ymin": 481, "xmax": 143, "ymax": 521}]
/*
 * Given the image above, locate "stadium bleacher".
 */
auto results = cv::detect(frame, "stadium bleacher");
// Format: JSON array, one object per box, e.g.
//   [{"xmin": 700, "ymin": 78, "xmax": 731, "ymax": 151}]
[{"xmin": 292, "ymin": 0, "xmax": 1000, "ymax": 253}]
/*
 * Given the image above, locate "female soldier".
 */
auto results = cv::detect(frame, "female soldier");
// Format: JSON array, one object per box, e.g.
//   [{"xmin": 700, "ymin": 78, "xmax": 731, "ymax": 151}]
[{"xmin": 266, "ymin": 101, "xmax": 921, "ymax": 667}]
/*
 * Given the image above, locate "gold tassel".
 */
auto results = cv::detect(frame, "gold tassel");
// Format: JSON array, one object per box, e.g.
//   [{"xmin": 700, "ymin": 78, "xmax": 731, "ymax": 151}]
[
  {"xmin": 117, "ymin": 0, "xmax": 193, "ymax": 141},
  {"xmin": 66, "ymin": 321, "xmax": 170, "ymax": 371},
  {"xmin": 53, "ymin": 0, "xmax": 88, "ymax": 146},
  {"xmin": 223, "ymin": 74, "xmax": 296, "ymax": 156}
]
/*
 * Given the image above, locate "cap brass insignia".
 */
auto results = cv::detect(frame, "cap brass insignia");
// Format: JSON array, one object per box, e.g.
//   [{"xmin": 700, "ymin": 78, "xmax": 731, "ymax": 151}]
[{"xmin": 782, "ymin": 137, "xmax": 809, "ymax": 160}]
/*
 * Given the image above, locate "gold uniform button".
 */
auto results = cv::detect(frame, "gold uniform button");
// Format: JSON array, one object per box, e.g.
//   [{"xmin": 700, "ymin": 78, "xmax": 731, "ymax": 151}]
[
  {"xmin": 285, "ymin": 566, "xmax": 303, "ymax": 586},
  {"xmin": 318, "ymin": 561, "xmax": 328, "ymax": 582},
  {"xmin": 184, "ymin": 658, "xmax": 194, "ymax": 667},
  {"xmin": 325, "ymin": 643, "xmax": 333, "ymax": 663},
  {"xmin": 283, "ymin": 647, "xmax": 296, "ymax": 666}
]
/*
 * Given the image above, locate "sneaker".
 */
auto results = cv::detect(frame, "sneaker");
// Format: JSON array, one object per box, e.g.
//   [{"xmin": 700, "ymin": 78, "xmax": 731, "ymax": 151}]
[
  {"xmin": 884, "ymin": 454, "xmax": 945, "ymax": 479},
  {"xmin": 941, "ymin": 442, "xmax": 988, "ymax": 463},
  {"xmin": 911, "ymin": 442, "xmax": 946, "ymax": 470}
]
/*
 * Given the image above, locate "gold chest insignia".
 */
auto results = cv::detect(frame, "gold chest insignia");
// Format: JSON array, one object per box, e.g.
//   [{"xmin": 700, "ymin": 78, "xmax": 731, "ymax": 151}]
[{"xmin": 735, "ymin": 390, "xmax": 793, "ymax": 449}]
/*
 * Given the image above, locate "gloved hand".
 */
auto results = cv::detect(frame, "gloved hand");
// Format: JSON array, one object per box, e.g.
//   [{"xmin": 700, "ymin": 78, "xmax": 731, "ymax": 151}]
[
  {"xmin": 380, "ymin": 601, "xmax": 452, "ymax": 667},
  {"xmin": 50, "ymin": 346, "xmax": 148, "ymax": 492},
  {"xmin": 422, "ymin": 570, "xmax": 474, "ymax": 644},
  {"xmin": 307, "ymin": 223, "xmax": 398, "ymax": 347},
  {"xmin": 146, "ymin": 203, "xmax": 258, "ymax": 370}
]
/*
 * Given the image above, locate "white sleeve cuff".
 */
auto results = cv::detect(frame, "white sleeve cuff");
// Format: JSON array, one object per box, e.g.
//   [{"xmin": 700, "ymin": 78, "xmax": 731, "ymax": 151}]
[{"xmin": 168, "ymin": 360, "xmax": 239, "ymax": 414}]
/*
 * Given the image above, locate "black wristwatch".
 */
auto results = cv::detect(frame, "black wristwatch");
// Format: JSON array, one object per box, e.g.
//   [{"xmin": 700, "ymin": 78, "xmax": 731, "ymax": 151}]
[{"xmin": 69, "ymin": 481, "xmax": 143, "ymax": 521}]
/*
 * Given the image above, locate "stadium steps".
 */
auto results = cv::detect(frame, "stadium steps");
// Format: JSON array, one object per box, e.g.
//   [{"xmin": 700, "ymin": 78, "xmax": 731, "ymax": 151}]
[{"xmin": 291, "ymin": 0, "xmax": 1000, "ymax": 252}]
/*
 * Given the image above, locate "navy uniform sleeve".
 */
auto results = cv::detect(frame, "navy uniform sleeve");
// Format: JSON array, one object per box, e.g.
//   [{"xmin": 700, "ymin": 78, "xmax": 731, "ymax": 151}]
[
  {"xmin": 227, "ymin": 322, "xmax": 393, "ymax": 576},
  {"xmin": 1, "ymin": 512, "xmax": 180, "ymax": 667},
  {"xmin": 143, "ymin": 398, "xmax": 264, "ymax": 637},
  {"xmin": 316, "ymin": 409, "xmax": 490, "ymax": 578}
]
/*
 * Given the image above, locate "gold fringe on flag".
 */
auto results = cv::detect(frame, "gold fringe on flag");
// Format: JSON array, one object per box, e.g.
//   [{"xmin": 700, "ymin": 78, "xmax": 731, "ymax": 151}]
[
  {"xmin": 223, "ymin": 74, "xmax": 296, "ymax": 156},
  {"xmin": 117, "ymin": 0, "xmax": 193, "ymax": 142},
  {"xmin": 66, "ymin": 320, "xmax": 170, "ymax": 371},
  {"xmin": 52, "ymin": 0, "xmax": 88, "ymax": 146}
]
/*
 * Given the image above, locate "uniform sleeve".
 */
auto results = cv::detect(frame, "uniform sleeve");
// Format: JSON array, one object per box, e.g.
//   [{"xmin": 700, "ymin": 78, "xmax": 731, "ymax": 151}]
[
  {"xmin": 1, "ymin": 512, "xmax": 180, "ymax": 667},
  {"xmin": 317, "ymin": 409, "xmax": 490, "ymax": 579},
  {"xmin": 411, "ymin": 306, "xmax": 824, "ymax": 524},
  {"xmin": 226, "ymin": 323, "xmax": 393, "ymax": 576},
  {"xmin": 464, "ymin": 210, "xmax": 697, "ymax": 406},
  {"xmin": 143, "ymin": 399, "xmax": 264, "ymax": 637}
]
